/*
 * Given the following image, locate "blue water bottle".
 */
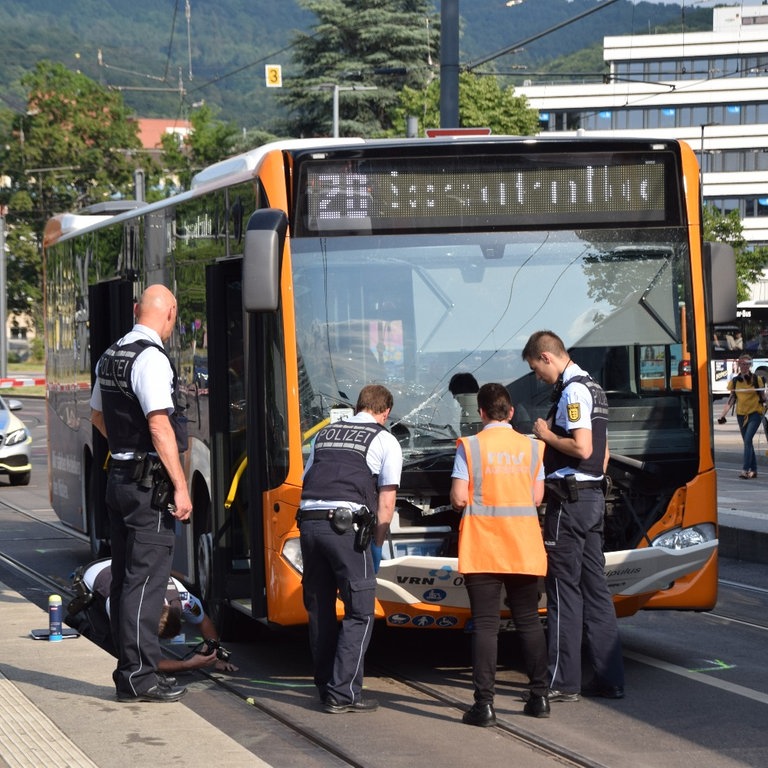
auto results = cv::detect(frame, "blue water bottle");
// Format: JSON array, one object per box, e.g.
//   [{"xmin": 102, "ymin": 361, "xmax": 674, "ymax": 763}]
[{"xmin": 48, "ymin": 594, "xmax": 63, "ymax": 642}]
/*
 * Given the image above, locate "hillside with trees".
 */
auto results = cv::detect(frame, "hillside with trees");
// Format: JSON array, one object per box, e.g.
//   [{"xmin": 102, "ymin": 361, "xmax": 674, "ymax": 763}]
[{"xmin": 0, "ymin": 1, "xmax": 709, "ymax": 131}]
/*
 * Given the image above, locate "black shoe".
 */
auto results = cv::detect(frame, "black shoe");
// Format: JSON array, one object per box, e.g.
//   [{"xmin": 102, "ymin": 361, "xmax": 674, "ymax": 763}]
[
  {"xmin": 323, "ymin": 695, "xmax": 379, "ymax": 713},
  {"xmin": 117, "ymin": 684, "xmax": 187, "ymax": 703},
  {"xmin": 523, "ymin": 694, "xmax": 551, "ymax": 718},
  {"xmin": 584, "ymin": 685, "xmax": 624, "ymax": 699},
  {"xmin": 547, "ymin": 689, "xmax": 581, "ymax": 702},
  {"xmin": 157, "ymin": 674, "xmax": 177, "ymax": 688},
  {"xmin": 462, "ymin": 702, "xmax": 496, "ymax": 727}
]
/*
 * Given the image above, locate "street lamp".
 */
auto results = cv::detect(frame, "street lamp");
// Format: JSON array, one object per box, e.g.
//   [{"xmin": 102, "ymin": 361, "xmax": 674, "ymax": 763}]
[
  {"xmin": 316, "ymin": 84, "xmax": 377, "ymax": 138},
  {"xmin": 699, "ymin": 122, "xmax": 719, "ymax": 196}
]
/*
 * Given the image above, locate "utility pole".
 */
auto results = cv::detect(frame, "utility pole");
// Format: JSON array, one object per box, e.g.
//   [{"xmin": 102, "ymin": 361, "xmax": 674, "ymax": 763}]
[
  {"xmin": 440, "ymin": 0, "xmax": 460, "ymax": 128},
  {"xmin": 0, "ymin": 214, "xmax": 6, "ymax": 379}
]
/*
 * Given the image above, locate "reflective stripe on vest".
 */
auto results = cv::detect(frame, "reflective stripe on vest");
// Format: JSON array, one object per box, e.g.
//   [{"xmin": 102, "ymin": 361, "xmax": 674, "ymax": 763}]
[{"xmin": 458, "ymin": 428, "xmax": 547, "ymax": 576}]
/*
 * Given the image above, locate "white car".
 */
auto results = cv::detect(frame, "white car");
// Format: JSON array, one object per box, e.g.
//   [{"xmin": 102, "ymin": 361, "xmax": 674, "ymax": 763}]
[{"xmin": 0, "ymin": 396, "xmax": 32, "ymax": 486}]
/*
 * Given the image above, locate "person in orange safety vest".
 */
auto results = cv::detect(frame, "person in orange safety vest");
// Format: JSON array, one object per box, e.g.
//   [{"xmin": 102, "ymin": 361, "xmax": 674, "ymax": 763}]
[{"xmin": 450, "ymin": 382, "xmax": 549, "ymax": 726}]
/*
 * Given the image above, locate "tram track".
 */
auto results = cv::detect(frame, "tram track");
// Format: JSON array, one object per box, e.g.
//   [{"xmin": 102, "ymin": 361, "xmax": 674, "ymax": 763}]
[
  {"xmin": 706, "ymin": 577, "xmax": 768, "ymax": 632},
  {"xmin": 0, "ymin": 549, "xmax": 72, "ymax": 600},
  {"xmin": 370, "ymin": 663, "xmax": 611, "ymax": 768}
]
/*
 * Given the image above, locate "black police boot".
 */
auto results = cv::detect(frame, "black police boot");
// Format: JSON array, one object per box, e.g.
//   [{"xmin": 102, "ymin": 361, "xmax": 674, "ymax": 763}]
[
  {"xmin": 523, "ymin": 693, "xmax": 551, "ymax": 718},
  {"xmin": 462, "ymin": 702, "xmax": 496, "ymax": 727}
]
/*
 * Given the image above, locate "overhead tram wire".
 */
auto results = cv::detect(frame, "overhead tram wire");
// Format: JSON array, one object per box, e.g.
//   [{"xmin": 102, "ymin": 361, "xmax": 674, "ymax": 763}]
[
  {"xmin": 99, "ymin": 4, "xmax": 429, "ymax": 119},
  {"xmin": 183, "ymin": 5, "xmax": 430, "ymax": 100},
  {"xmin": 463, "ymin": 0, "xmax": 622, "ymax": 72},
  {"xmin": 161, "ymin": 0, "xmax": 181, "ymax": 84},
  {"xmin": 100, "ymin": 0, "xmax": 190, "ymax": 96}
]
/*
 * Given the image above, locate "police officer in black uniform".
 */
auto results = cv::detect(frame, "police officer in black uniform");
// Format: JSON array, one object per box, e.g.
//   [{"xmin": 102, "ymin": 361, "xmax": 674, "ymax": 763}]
[
  {"xmin": 523, "ymin": 330, "xmax": 624, "ymax": 702},
  {"xmin": 298, "ymin": 384, "xmax": 403, "ymax": 714},
  {"xmin": 90, "ymin": 284, "xmax": 192, "ymax": 703}
]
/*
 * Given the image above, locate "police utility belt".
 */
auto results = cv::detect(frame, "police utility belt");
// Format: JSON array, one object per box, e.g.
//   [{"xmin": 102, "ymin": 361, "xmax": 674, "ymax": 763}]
[
  {"xmin": 545, "ymin": 475, "xmax": 604, "ymax": 503},
  {"xmin": 297, "ymin": 506, "xmax": 376, "ymax": 552},
  {"xmin": 109, "ymin": 452, "xmax": 173, "ymax": 511}
]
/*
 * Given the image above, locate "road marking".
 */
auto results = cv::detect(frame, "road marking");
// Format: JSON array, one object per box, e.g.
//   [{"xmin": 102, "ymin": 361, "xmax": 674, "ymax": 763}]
[
  {"xmin": 625, "ymin": 650, "xmax": 768, "ymax": 704},
  {"xmin": 688, "ymin": 659, "xmax": 735, "ymax": 672}
]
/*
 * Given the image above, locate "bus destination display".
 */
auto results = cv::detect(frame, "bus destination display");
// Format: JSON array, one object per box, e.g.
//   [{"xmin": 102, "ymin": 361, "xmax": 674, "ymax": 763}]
[{"xmin": 300, "ymin": 153, "xmax": 671, "ymax": 233}]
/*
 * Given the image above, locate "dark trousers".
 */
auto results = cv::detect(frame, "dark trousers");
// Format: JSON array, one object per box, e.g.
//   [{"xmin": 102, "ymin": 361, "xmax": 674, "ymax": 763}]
[
  {"xmin": 465, "ymin": 573, "xmax": 548, "ymax": 704},
  {"xmin": 543, "ymin": 488, "xmax": 624, "ymax": 694},
  {"xmin": 299, "ymin": 520, "xmax": 377, "ymax": 704},
  {"xmin": 107, "ymin": 466, "xmax": 175, "ymax": 697}
]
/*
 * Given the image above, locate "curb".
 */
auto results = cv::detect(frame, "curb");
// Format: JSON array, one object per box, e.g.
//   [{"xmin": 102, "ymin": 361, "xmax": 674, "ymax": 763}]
[{"xmin": 719, "ymin": 524, "xmax": 768, "ymax": 565}]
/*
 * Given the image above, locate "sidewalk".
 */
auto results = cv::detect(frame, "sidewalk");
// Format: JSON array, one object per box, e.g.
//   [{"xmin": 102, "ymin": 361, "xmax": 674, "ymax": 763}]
[
  {"xmin": 0, "ymin": 579, "xmax": 269, "ymax": 768},
  {"xmin": 714, "ymin": 417, "xmax": 768, "ymax": 563}
]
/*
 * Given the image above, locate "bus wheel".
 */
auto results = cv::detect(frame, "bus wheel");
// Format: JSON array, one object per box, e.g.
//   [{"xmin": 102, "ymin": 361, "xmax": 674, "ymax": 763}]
[
  {"xmin": 84, "ymin": 454, "xmax": 110, "ymax": 559},
  {"xmin": 196, "ymin": 531, "xmax": 213, "ymax": 604},
  {"xmin": 209, "ymin": 595, "xmax": 235, "ymax": 642}
]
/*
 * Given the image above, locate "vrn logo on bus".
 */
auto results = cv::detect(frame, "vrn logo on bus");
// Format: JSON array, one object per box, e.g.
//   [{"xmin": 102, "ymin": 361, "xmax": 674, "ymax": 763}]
[{"xmin": 397, "ymin": 567, "xmax": 464, "ymax": 587}]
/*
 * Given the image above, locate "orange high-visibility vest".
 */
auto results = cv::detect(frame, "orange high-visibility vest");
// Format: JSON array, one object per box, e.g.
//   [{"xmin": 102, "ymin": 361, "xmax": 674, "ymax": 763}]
[{"xmin": 457, "ymin": 427, "xmax": 546, "ymax": 576}]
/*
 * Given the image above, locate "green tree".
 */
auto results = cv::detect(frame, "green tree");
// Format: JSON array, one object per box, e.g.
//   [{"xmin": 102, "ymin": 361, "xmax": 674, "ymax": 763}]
[
  {"xmin": 395, "ymin": 71, "xmax": 540, "ymax": 137},
  {"xmin": 4, "ymin": 217, "xmax": 43, "ymax": 335},
  {"xmin": 159, "ymin": 103, "xmax": 240, "ymax": 192},
  {"xmin": 0, "ymin": 63, "xmax": 146, "ymax": 334},
  {"xmin": 282, "ymin": 0, "xmax": 438, "ymax": 138},
  {"xmin": 3, "ymin": 61, "xmax": 144, "ymax": 228},
  {"xmin": 703, "ymin": 205, "xmax": 768, "ymax": 303}
]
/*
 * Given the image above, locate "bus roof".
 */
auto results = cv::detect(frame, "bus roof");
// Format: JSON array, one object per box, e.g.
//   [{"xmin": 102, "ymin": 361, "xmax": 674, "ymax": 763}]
[
  {"xmin": 45, "ymin": 134, "xmax": 691, "ymax": 246},
  {"xmin": 190, "ymin": 137, "xmax": 366, "ymax": 190}
]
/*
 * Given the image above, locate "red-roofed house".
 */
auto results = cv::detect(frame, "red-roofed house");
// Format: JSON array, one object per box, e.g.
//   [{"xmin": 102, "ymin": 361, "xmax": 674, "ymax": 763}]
[{"xmin": 134, "ymin": 118, "xmax": 192, "ymax": 158}]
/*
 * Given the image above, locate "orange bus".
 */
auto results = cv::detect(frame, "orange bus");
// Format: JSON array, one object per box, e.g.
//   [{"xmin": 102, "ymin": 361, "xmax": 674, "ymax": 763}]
[{"xmin": 43, "ymin": 136, "xmax": 735, "ymax": 631}]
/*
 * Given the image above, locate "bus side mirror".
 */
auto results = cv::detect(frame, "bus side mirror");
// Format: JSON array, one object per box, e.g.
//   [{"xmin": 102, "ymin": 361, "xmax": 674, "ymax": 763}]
[
  {"xmin": 242, "ymin": 209, "xmax": 288, "ymax": 312},
  {"xmin": 703, "ymin": 241, "xmax": 737, "ymax": 325}
]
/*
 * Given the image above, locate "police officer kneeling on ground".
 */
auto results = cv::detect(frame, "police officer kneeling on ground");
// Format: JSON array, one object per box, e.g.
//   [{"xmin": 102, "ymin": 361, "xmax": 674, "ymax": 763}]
[
  {"xmin": 298, "ymin": 384, "xmax": 403, "ymax": 714},
  {"xmin": 67, "ymin": 559, "xmax": 237, "ymax": 676}
]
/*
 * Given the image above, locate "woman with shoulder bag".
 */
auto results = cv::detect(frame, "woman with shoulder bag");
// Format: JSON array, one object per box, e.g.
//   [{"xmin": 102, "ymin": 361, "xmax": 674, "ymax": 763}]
[{"xmin": 727, "ymin": 354, "xmax": 767, "ymax": 479}]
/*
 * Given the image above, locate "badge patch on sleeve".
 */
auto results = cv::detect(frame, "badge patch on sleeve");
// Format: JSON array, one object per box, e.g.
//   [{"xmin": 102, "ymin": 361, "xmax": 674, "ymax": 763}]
[{"xmin": 567, "ymin": 402, "xmax": 581, "ymax": 422}]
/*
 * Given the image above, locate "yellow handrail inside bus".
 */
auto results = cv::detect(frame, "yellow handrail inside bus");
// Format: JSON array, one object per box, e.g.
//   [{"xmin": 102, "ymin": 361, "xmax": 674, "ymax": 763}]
[
  {"xmin": 303, "ymin": 417, "xmax": 330, "ymax": 443},
  {"xmin": 224, "ymin": 419, "xmax": 329, "ymax": 509},
  {"xmin": 225, "ymin": 456, "xmax": 248, "ymax": 510}
]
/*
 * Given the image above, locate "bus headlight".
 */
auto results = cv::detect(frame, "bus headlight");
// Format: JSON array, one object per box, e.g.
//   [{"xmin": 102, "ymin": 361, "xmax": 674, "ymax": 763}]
[
  {"xmin": 651, "ymin": 524, "xmax": 716, "ymax": 550},
  {"xmin": 282, "ymin": 537, "xmax": 304, "ymax": 574}
]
